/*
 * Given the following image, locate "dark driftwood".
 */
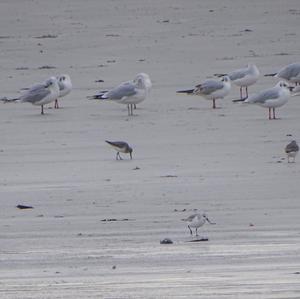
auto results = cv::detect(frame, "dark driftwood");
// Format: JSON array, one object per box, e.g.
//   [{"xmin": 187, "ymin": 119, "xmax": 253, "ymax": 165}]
[{"xmin": 16, "ymin": 204, "xmax": 33, "ymax": 209}]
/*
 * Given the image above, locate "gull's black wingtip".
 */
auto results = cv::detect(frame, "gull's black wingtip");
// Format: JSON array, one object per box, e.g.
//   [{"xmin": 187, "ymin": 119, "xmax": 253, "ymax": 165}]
[
  {"xmin": 87, "ymin": 94, "xmax": 106, "ymax": 100},
  {"xmin": 176, "ymin": 89, "xmax": 194, "ymax": 94},
  {"xmin": 264, "ymin": 73, "xmax": 277, "ymax": 77},
  {"xmin": 0, "ymin": 97, "xmax": 18, "ymax": 103},
  {"xmin": 214, "ymin": 73, "xmax": 227, "ymax": 77}
]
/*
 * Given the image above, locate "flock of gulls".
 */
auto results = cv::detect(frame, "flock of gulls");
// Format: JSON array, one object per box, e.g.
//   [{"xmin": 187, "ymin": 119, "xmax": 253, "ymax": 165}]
[
  {"xmin": 1, "ymin": 62, "xmax": 300, "ymax": 238},
  {"xmin": 1, "ymin": 62, "xmax": 299, "ymax": 119},
  {"xmin": 177, "ymin": 62, "xmax": 300, "ymax": 121},
  {"xmin": 2, "ymin": 74, "xmax": 72, "ymax": 115}
]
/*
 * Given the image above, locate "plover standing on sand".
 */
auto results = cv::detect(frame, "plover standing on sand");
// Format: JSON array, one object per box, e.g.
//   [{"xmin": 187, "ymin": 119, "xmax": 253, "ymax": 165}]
[
  {"xmin": 183, "ymin": 213, "xmax": 216, "ymax": 236},
  {"xmin": 285, "ymin": 140, "xmax": 299, "ymax": 163}
]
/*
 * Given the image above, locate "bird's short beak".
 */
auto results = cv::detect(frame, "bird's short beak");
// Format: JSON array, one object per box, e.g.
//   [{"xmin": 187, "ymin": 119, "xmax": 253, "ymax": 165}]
[{"xmin": 205, "ymin": 216, "xmax": 216, "ymax": 225}]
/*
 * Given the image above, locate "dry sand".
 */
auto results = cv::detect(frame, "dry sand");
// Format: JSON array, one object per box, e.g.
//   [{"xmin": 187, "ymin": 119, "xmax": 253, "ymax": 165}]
[{"xmin": 1, "ymin": 0, "xmax": 300, "ymax": 298}]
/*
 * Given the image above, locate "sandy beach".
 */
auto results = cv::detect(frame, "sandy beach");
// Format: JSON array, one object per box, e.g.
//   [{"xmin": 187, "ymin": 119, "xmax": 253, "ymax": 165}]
[{"xmin": 1, "ymin": 0, "xmax": 300, "ymax": 298}]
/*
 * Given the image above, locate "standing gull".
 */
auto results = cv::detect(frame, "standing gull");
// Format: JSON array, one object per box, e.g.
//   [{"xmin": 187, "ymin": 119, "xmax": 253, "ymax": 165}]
[
  {"xmin": 285, "ymin": 140, "xmax": 299, "ymax": 163},
  {"xmin": 265, "ymin": 62, "xmax": 300, "ymax": 85},
  {"xmin": 183, "ymin": 213, "xmax": 215, "ymax": 236},
  {"xmin": 177, "ymin": 76, "xmax": 231, "ymax": 109},
  {"xmin": 89, "ymin": 73, "xmax": 151, "ymax": 116},
  {"xmin": 227, "ymin": 64, "xmax": 260, "ymax": 99},
  {"xmin": 1, "ymin": 77, "xmax": 59, "ymax": 114},
  {"xmin": 54, "ymin": 74, "xmax": 72, "ymax": 109},
  {"xmin": 244, "ymin": 81, "xmax": 290, "ymax": 119},
  {"xmin": 105, "ymin": 141, "xmax": 133, "ymax": 160}
]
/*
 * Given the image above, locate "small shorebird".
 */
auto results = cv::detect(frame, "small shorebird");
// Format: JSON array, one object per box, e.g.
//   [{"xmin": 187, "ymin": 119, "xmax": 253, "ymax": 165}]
[
  {"xmin": 285, "ymin": 140, "xmax": 299, "ymax": 163},
  {"xmin": 265, "ymin": 62, "xmax": 300, "ymax": 86},
  {"xmin": 54, "ymin": 74, "xmax": 72, "ymax": 109},
  {"xmin": 244, "ymin": 81, "xmax": 290, "ymax": 119},
  {"xmin": 89, "ymin": 73, "xmax": 151, "ymax": 116},
  {"xmin": 105, "ymin": 140, "xmax": 133, "ymax": 160},
  {"xmin": 227, "ymin": 64, "xmax": 260, "ymax": 99},
  {"xmin": 1, "ymin": 77, "xmax": 59, "ymax": 114},
  {"xmin": 177, "ymin": 76, "xmax": 231, "ymax": 109},
  {"xmin": 183, "ymin": 213, "xmax": 215, "ymax": 236}
]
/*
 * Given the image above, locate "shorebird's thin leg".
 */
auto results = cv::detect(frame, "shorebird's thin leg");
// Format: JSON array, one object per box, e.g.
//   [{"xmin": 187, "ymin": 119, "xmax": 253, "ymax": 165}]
[
  {"xmin": 134, "ymin": 104, "xmax": 137, "ymax": 109},
  {"xmin": 127, "ymin": 105, "xmax": 130, "ymax": 116},
  {"xmin": 212, "ymin": 99, "xmax": 216, "ymax": 109},
  {"xmin": 288, "ymin": 156, "xmax": 290, "ymax": 163},
  {"xmin": 273, "ymin": 107, "xmax": 276, "ymax": 119},
  {"xmin": 245, "ymin": 86, "xmax": 248, "ymax": 98},
  {"xmin": 188, "ymin": 225, "xmax": 193, "ymax": 236},
  {"xmin": 268, "ymin": 108, "xmax": 271, "ymax": 120},
  {"xmin": 41, "ymin": 105, "xmax": 44, "ymax": 115},
  {"xmin": 240, "ymin": 87, "xmax": 243, "ymax": 99},
  {"xmin": 54, "ymin": 99, "xmax": 59, "ymax": 109},
  {"xmin": 196, "ymin": 228, "xmax": 198, "ymax": 236}
]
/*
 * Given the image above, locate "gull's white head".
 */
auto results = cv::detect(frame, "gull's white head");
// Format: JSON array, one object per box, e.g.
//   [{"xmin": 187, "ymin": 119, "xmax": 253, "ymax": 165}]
[
  {"xmin": 57, "ymin": 74, "xmax": 72, "ymax": 86},
  {"xmin": 45, "ymin": 77, "xmax": 58, "ymax": 88},
  {"xmin": 44, "ymin": 77, "xmax": 60, "ymax": 97},
  {"xmin": 277, "ymin": 81, "xmax": 290, "ymax": 90},
  {"xmin": 221, "ymin": 75, "xmax": 230, "ymax": 82},
  {"xmin": 221, "ymin": 75, "xmax": 231, "ymax": 88},
  {"xmin": 134, "ymin": 73, "xmax": 152, "ymax": 91},
  {"xmin": 56, "ymin": 74, "xmax": 72, "ymax": 97},
  {"xmin": 58, "ymin": 74, "xmax": 70, "ymax": 82},
  {"xmin": 248, "ymin": 63, "xmax": 259, "ymax": 73}
]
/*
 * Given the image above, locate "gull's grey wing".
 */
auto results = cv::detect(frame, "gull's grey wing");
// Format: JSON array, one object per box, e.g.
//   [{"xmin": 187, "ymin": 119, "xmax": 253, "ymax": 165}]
[
  {"xmin": 104, "ymin": 82, "xmax": 136, "ymax": 100},
  {"xmin": 277, "ymin": 63, "xmax": 300, "ymax": 80},
  {"xmin": 19, "ymin": 84, "xmax": 50, "ymax": 103},
  {"xmin": 26, "ymin": 83, "xmax": 45, "ymax": 92},
  {"xmin": 249, "ymin": 88, "xmax": 279, "ymax": 104},
  {"xmin": 196, "ymin": 80, "xmax": 224, "ymax": 95},
  {"xmin": 228, "ymin": 69, "xmax": 248, "ymax": 81}
]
